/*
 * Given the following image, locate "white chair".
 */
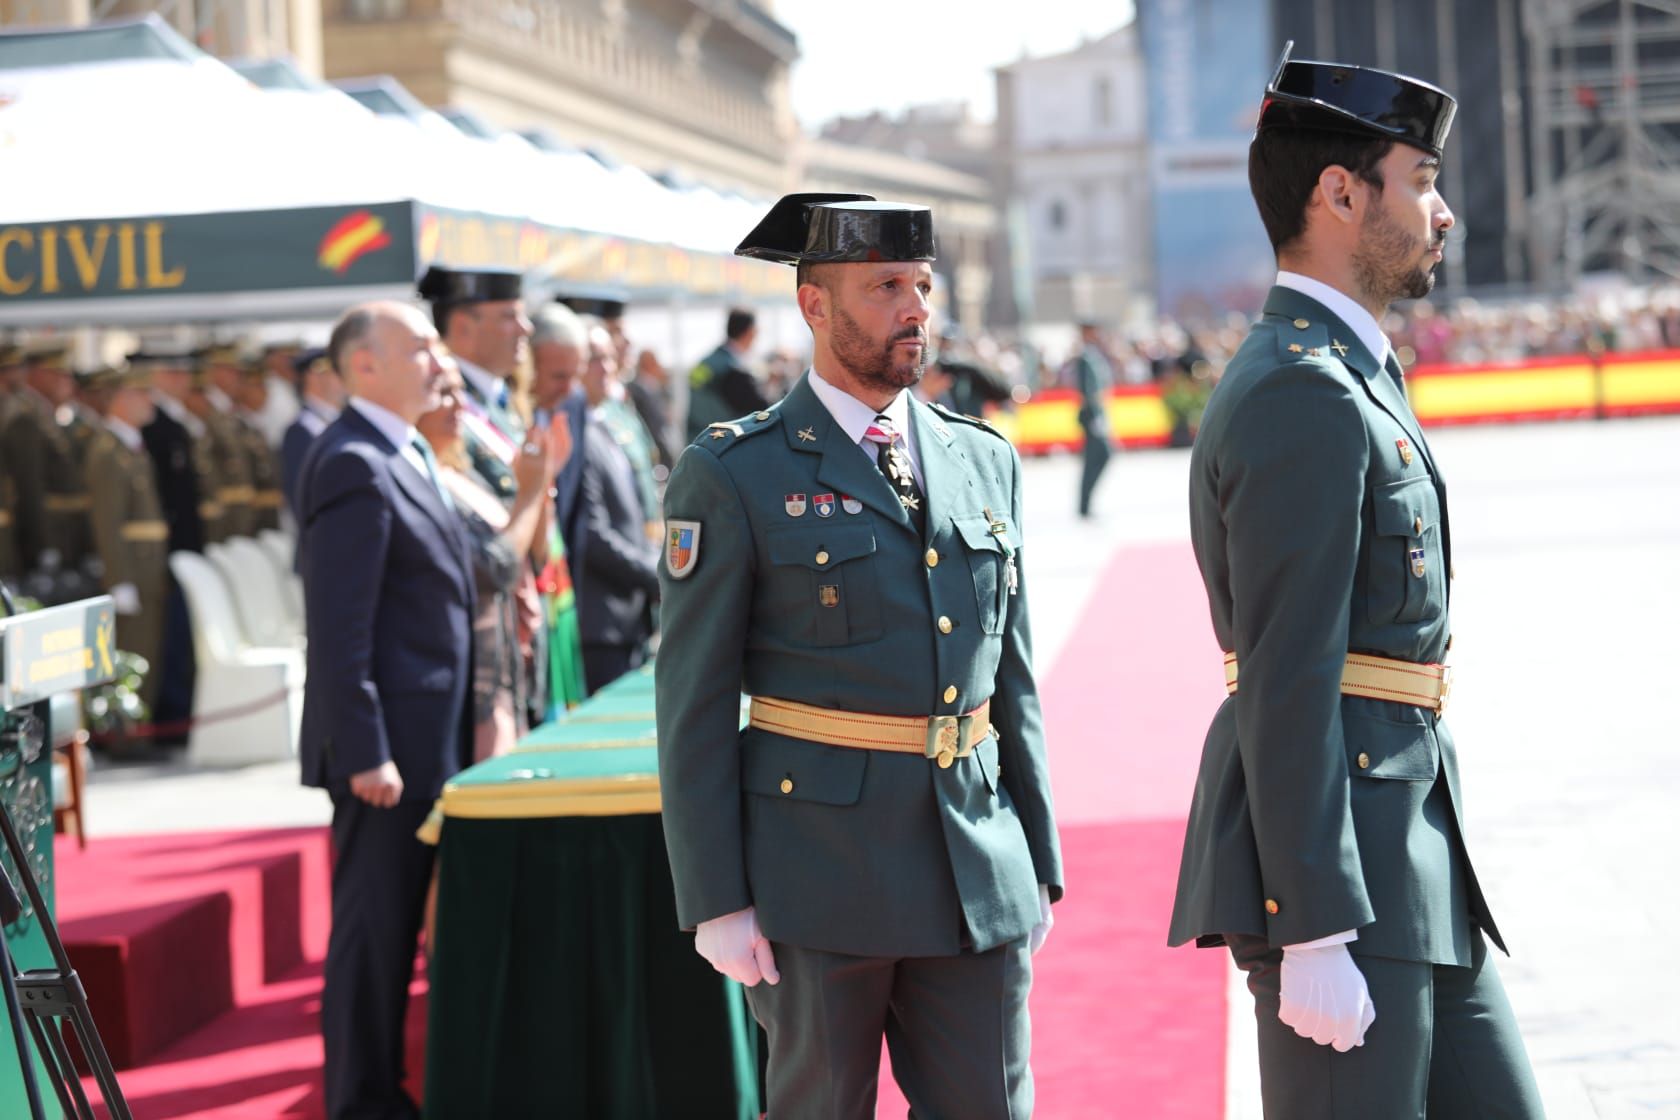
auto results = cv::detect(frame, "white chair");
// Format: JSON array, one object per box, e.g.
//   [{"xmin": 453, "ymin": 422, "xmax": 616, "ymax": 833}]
[
  {"xmin": 215, "ymin": 537, "xmax": 304, "ymax": 650},
  {"xmin": 169, "ymin": 550, "xmax": 304, "ymax": 767},
  {"xmin": 255, "ymin": 530, "xmax": 305, "ymax": 627}
]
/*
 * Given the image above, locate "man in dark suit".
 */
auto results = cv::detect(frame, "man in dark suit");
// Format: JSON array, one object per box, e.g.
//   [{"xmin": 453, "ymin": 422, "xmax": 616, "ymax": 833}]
[
  {"xmin": 572, "ymin": 321, "xmax": 659, "ymax": 693},
  {"xmin": 280, "ymin": 347, "xmax": 347, "ymax": 523},
  {"xmin": 684, "ymin": 307, "xmax": 769, "ymax": 441},
  {"xmin": 530, "ymin": 304, "xmax": 592, "ymax": 542},
  {"xmin": 297, "ymin": 301, "xmax": 475, "ymax": 1120}
]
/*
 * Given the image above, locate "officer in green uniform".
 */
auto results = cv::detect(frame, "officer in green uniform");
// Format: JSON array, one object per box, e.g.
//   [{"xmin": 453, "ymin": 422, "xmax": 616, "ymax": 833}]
[
  {"xmin": 420, "ymin": 266, "xmax": 531, "ymax": 501},
  {"xmin": 1072, "ymin": 321, "xmax": 1114, "ymax": 518},
  {"xmin": 0, "ymin": 344, "xmax": 22, "ymax": 582},
  {"xmin": 236, "ymin": 365, "xmax": 285, "ymax": 532},
  {"xmin": 1168, "ymin": 46, "xmax": 1544, "ymax": 1118},
  {"xmin": 657, "ymin": 194, "xmax": 1062, "ymax": 1119},
  {"xmin": 3, "ymin": 343, "xmax": 91, "ymax": 577},
  {"xmin": 194, "ymin": 345, "xmax": 259, "ymax": 538},
  {"xmin": 85, "ymin": 365, "xmax": 170, "ymax": 708}
]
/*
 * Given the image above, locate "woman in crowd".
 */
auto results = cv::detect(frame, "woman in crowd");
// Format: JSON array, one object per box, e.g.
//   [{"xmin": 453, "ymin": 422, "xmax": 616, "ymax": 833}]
[{"xmin": 418, "ymin": 355, "xmax": 570, "ymax": 761}]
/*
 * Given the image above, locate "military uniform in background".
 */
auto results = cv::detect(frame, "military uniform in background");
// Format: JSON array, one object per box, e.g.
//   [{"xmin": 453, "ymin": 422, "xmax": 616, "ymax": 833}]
[
  {"xmin": 1073, "ymin": 336, "xmax": 1114, "ymax": 518},
  {"xmin": 195, "ymin": 350, "xmax": 258, "ymax": 540},
  {"xmin": 3, "ymin": 345, "xmax": 93, "ymax": 576},
  {"xmin": 685, "ymin": 339, "xmax": 770, "ymax": 443},
  {"xmin": 85, "ymin": 366, "xmax": 169, "ymax": 706},
  {"xmin": 241, "ymin": 406, "xmax": 285, "ymax": 533},
  {"xmin": 597, "ymin": 393, "xmax": 662, "ymax": 543},
  {"xmin": 1168, "ymin": 46, "xmax": 1543, "ymax": 1119},
  {"xmin": 0, "ymin": 344, "xmax": 22, "ymax": 582}
]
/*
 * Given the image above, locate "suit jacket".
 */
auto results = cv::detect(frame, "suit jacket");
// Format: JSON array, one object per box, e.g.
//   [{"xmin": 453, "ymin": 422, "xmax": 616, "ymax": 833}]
[
  {"xmin": 143, "ymin": 407, "xmax": 206, "ymax": 554},
  {"xmin": 296, "ymin": 407, "xmax": 476, "ymax": 803},
  {"xmin": 1168, "ymin": 286, "xmax": 1497, "ymax": 967},
  {"xmin": 549, "ymin": 387, "xmax": 590, "ymax": 547},
  {"xmin": 656, "ymin": 374, "xmax": 1063, "ymax": 958},
  {"xmin": 279, "ymin": 403, "xmax": 331, "ymax": 523},
  {"xmin": 572, "ymin": 410, "xmax": 659, "ymax": 648}
]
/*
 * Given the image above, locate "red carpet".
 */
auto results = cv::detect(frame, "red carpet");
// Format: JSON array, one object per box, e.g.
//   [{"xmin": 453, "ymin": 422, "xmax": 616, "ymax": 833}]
[
  {"xmin": 66, "ymin": 540, "xmax": 1228, "ymax": 1118},
  {"xmin": 879, "ymin": 540, "xmax": 1230, "ymax": 1117}
]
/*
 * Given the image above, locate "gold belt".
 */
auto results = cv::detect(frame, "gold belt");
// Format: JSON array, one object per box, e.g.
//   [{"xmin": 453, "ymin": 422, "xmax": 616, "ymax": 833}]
[
  {"xmin": 748, "ymin": 696, "xmax": 991, "ymax": 768},
  {"xmin": 1223, "ymin": 651, "xmax": 1453, "ymax": 714},
  {"xmin": 218, "ymin": 485, "xmax": 255, "ymax": 503},
  {"xmin": 249, "ymin": 490, "xmax": 283, "ymax": 508},
  {"xmin": 44, "ymin": 493, "xmax": 91, "ymax": 512},
  {"xmin": 120, "ymin": 520, "xmax": 169, "ymax": 542}
]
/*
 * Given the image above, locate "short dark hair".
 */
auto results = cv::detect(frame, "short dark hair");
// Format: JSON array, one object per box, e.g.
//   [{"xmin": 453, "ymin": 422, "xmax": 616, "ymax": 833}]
[
  {"xmin": 725, "ymin": 308, "xmax": 756, "ymax": 341},
  {"xmin": 1248, "ymin": 129, "xmax": 1392, "ymax": 253},
  {"xmin": 795, "ymin": 261, "xmax": 835, "ymax": 293},
  {"xmin": 328, "ymin": 306, "xmax": 378, "ymax": 376},
  {"xmin": 431, "ymin": 300, "xmax": 464, "ymax": 337}
]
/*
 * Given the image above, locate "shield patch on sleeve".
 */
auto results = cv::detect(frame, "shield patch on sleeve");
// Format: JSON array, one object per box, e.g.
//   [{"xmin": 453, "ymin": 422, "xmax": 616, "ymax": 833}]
[{"xmin": 666, "ymin": 520, "xmax": 702, "ymax": 580}]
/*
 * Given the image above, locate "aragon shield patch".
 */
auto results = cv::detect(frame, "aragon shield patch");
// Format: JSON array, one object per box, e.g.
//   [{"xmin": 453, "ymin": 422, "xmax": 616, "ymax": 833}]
[{"xmin": 666, "ymin": 520, "xmax": 702, "ymax": 580}]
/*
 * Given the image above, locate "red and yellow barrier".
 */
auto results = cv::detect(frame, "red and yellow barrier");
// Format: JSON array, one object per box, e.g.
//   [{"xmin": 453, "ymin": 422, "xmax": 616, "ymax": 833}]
[{"xmin": 996, "ymin": 349, "xmax": 1680, "ymax": 455}]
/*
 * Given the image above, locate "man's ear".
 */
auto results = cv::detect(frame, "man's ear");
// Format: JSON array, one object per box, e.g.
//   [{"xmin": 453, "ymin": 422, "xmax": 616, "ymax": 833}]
[
  {"xmin": 796, "ymin": 281, "xmax": 828, "ymax": 330},
  {"xmin": 1315, "ymin": 164, "xmax": 1363, "ymax": 228}
]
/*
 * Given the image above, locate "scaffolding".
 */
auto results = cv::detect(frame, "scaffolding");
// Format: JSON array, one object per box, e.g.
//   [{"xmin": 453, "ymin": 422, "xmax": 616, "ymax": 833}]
[{"xmin": 1526, "ymin": 0, "xmax": 1680, "ymax": 286}]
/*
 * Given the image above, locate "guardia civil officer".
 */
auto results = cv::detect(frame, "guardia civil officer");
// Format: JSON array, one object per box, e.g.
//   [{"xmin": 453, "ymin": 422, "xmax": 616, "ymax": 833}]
[
  {"xmin": 657, "ymin": 194, "xmax": 1062, "ymax": 1119},
  {"xmin": 1072, "ymin": 321, "xmax": 1114, "ymax": 518},
  {"xmin": 1167, "ymin": 46, "xmax": 1544, "ymax": 1117}
]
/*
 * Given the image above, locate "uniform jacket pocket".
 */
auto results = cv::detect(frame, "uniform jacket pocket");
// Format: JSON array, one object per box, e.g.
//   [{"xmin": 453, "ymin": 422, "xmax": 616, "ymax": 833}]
[
  {"xmin": 1344, "ymin": 708, "xmax": 1438, "ymax": 781},
  {"xmin": 765, "ymin": 522, "xmax": 884, "ymax": 646},
  {"xmin": 740, "ymin": 732, "xmax": 869, "ymax": 806},
  {"xmin": 1368, "ymin": 474, "xmax": 1444, "ymax": 625},
  {"xmin": 953, "ymin": 515, "xmax": 1011, "ymax": 634}
]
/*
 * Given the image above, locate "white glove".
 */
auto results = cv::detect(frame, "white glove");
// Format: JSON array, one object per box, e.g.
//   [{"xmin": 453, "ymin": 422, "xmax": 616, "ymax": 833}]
[
  {"xmin": 694, "ymin": 906, "xmax": 779, "ymax": 988},
  {"xmin": 1028, "ymin": 884, "xmax": 1054, "ymax": 955},
  {"xmin": 1278, "ymin": 942, "xmax": 1375, "ymax": 1051},
  {"xmin": 109, "ymin": 582, "xmax": 141, "ymax": 616}
]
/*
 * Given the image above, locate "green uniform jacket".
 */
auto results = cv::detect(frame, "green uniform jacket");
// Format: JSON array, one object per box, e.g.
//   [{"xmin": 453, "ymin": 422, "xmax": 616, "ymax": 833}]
[
  {"xmin": 1169, "ymin": 287, "xmax": 1500, "ymax": 967},
  {"xmin": 86, "ymin": 430, "xmax": 168, "ymax": 683},
  {"xmin": 2, "ymin": 391, "xmax": 89, "ymax": 571},
  {"xmin": 657, "ymin": 373, "xmax": 1063, "ymax": 958},
  {"xmin": 1074, "ymin": 344, "xmax": 1113, "ymax": 436}
]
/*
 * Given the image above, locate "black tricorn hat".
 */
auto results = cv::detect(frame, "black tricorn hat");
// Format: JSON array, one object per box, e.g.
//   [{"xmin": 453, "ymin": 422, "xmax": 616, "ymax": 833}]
[
  {"xmin": 1258, "ymin": 41, "xmax": 1456, "ymax": 158},
  {"xmin": 417, "ymin": 265, "xmax": 523, "ymax": 304},
  {"xmin": 735, "ymin": 193, "xmax": 937, "ymax": 266},
  {"xmin": 557, "ymin": 284, "xmax": 630, "ymax": 320}
]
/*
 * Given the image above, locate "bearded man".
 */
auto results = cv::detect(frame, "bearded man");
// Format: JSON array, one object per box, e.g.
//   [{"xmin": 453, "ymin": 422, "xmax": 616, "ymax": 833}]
[
  {"xmin": 655, "ymin": 194, "xmax": 1062, "ymax": 1119},
  {"xmin": 1168, "ymin": 45, "xmax": 1544, "ymax": 1118}
]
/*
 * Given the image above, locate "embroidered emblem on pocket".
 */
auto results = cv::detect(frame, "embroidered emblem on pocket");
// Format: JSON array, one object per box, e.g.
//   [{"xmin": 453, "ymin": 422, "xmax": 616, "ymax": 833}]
[{"xmin": 819, "ymin": 584, "xmax": 839, "ymax": 608}]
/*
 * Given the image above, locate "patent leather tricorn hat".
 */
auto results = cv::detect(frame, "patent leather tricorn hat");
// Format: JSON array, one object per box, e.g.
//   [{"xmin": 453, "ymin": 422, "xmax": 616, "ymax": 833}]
[
  {"xmin": 1258, "ymin": 40, "xmax": 1456, "ymax": 157},
  {"xmin": 735, "ymin": 193, "xmax": 937, "ymax": 266}
]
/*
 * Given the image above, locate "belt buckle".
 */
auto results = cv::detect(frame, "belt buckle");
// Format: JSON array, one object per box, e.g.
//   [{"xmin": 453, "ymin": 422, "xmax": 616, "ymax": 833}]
[
  {"xmin": 1436, "ymin": 664, "xmax": 1453, "ymax": 715},
  {"xmin": 925, "ymin": 715, "xmax": 972, "ymax": 769}
]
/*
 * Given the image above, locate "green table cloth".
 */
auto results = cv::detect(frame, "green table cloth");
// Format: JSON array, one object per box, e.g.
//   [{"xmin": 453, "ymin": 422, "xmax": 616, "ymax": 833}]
[{"xmin": 424, "ymin": 670, "xmax": 762, "ymax": 1119}]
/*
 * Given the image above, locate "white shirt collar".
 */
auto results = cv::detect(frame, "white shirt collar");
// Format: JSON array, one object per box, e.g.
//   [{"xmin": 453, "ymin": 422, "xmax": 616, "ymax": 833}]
[
  {"xmin": 1275, "ymin": 271, "xmax": 1391, "ymax": 367},
  {"xmin": 349, "ymin": 397, "xmax": 418, "ymax": 453},
  {"xmin": 150, "ymin": 389, "xmax": 205, "ymax": 438},
  {"xmin": 302, "ymin": 395, "xmax": 341, "ymax": 421},
  {"xmin": 104, "ymin": 416, "xmax": 143, "ymax": 452},
  {"xmin": 455, "ymin": 356, "xmax": 502, "ymax": 406},
  {"xmin": 205, "ymin": 385, "xmax": 234, "ymax": 415},
  {"xmin": 807, "ymin": 367, "xmax": 922, "ymax": 485}
]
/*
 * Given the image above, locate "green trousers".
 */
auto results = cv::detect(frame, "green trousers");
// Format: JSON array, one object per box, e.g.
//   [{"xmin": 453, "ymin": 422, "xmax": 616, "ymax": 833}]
[
  {"xmin": 745, "ymin": 938, "xmax": 1033, "ymax": 1120},
  {"xmin": 1227, "ymin": 928, "xmax": 1544, "ymax": 1119},
  {"xmin": 1078, "ymin": 426, "xmax": 1111, "ymax": 517}
]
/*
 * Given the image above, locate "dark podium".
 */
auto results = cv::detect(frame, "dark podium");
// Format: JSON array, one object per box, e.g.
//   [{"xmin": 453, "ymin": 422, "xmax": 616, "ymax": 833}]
[{"xmin": 423, "ymin": 665, "xmax": 762, "ymax": 1119}]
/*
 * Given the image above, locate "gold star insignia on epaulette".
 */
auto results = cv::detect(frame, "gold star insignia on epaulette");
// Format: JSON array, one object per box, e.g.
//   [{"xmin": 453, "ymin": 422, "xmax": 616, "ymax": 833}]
[
  {"xmin": 709, "ymin": 429, "xmax": 728, "ymax": 440},
  {"xmin": 1287, "ymin": 343, "xmax": 1304, "ymax": 354},
  {"xmin": 1307, "ymin": 347, "xmax": 1323, "ymax": 357},
  {"xmin": 1331, "ymin": 339, "xmax": 1349, "ymax": 357},
  {"xmin": 797, "ymin": 427, "xmax": 816, "ymax": 442}
]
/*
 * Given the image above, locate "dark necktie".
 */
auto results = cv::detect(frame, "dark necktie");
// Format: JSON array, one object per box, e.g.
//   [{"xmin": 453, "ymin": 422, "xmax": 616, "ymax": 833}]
[{"xmin": 863, "ymin": 414, "xmax": 925, "ymax": 536}]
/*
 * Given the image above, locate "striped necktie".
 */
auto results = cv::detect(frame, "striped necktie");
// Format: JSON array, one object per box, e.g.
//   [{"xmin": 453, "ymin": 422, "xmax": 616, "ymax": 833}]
[{"xmin": 863, "ymin": 414, "xmax": 925, "ymax": 535}]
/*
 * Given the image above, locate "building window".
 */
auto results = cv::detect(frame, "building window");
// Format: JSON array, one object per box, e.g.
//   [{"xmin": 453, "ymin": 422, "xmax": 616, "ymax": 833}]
[
  {"xmin": 1094, "ymin": 76, "xmax": 1111, "ymax": 128},
  {"xmin": 1049, "ymin": 199, "xmax": 1066, "ymax": 232},
  {"xmin": 346, "ymin": 0, "xmax": 406, "ymax": 19}
]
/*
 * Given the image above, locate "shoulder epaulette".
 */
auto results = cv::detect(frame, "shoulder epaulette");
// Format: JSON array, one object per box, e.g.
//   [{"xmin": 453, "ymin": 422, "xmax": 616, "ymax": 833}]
[
  {"xmin": 701, "ymin": 407, "xmax": 781, "ymax": 454},
  {"xmin": 930, "ymin": 402, "xmax": 1008, "ymax": 441},
  {"xmin": 1267, "ymin": 314, "xmax": 1332, "ymax": 362}
]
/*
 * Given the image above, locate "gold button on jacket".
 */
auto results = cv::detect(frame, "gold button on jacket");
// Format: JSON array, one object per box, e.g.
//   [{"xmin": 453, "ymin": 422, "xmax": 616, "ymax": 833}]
[
  {"xmin": 780, "ymin": 778, "xmax": 794, "ymax": 794},
  {"xmin": 1265, "ymin": 899, "xmax": 1280, "ymax": 915},
  {"xmin": 937, "ymin": 616, "xmax": 953, "ymax": 634},
  {"xmin": 942, "ymin": 685, "xmax": 958, "ymax": 704}
]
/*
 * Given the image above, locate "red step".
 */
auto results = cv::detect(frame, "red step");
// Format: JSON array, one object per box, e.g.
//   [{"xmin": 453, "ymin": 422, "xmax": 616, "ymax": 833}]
[{"xmin": 54, "ymin": 828, "xmax": 331, "ymax": 1069}]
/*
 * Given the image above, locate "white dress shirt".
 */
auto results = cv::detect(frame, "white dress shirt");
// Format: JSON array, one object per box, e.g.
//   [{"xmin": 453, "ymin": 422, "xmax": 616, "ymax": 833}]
[
  {"xmin": 349, "ymin": 398, "xmax": 430, "ymax": 482},
  {"xmin": 103, "ymin": 416, "xmax": 143, "ymax": 453},
  {"xmin": 150, "ymin": 390, "xmax": 205, "ymax": 438},
  {"xmin": 1276, "ymin": 271, "xmax": 1392, "ymax": 369},
  {"xmin": 806, "ymin": 367, "xmax": 925, "ymax": 490}
]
